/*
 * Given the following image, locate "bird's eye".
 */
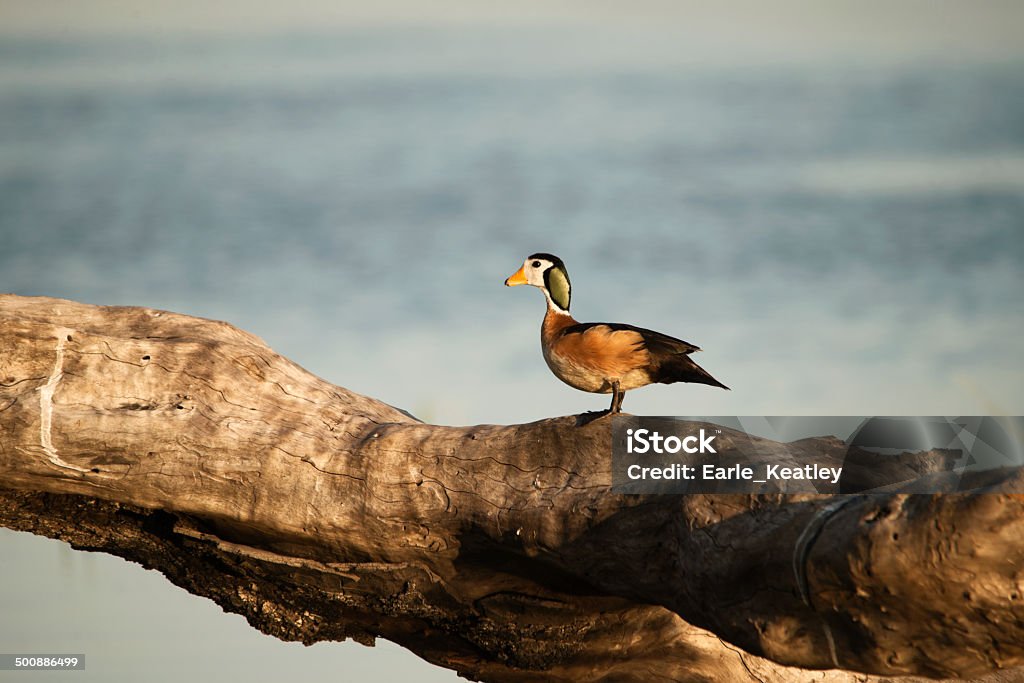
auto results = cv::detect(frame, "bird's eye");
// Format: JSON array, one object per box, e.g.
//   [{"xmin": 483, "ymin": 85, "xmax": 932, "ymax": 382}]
[{"xmin": 531, "ymin": 260, "xmax": 541, "ymax": 268}]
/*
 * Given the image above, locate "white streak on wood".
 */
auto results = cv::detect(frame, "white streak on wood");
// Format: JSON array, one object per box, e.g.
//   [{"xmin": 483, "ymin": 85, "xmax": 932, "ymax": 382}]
[{"xmin": 37, "ymin": 328, "xmax": 89, "ymax": 473}]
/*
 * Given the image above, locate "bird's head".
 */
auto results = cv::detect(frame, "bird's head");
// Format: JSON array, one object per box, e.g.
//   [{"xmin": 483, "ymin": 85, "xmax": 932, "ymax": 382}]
[{"xmin": 505, "ymin": 253, "xmax": 571, "ymax": 312}]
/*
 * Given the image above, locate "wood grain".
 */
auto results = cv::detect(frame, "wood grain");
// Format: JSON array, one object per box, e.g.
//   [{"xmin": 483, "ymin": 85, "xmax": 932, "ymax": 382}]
[{"xmin": 1, "ymin": 294, "xmax": 1021, "ymax": 682}]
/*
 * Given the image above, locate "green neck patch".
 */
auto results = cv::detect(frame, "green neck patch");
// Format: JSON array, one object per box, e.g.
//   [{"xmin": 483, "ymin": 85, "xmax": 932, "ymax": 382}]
[{"xmin": 545, "ymin": 266, "xmax": 571, "ymax": 311}]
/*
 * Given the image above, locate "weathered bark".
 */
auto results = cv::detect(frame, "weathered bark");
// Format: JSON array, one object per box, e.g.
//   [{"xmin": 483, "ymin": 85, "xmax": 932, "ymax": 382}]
[{"xmin": 1, "ymin": 294, "xmax": 1022, "ymax": 683}]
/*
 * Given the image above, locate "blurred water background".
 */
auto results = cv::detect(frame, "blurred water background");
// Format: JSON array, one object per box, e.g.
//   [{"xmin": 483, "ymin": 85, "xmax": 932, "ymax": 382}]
[{"xmin": 2, "ymin": 2, "xmax": 1023, "ymax": 680}]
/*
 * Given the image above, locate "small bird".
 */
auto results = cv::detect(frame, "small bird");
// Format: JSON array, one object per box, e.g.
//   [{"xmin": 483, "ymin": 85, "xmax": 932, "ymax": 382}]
[{"xmin": 505, "ymin": 253, "xmax": 728, "ymax": 414}]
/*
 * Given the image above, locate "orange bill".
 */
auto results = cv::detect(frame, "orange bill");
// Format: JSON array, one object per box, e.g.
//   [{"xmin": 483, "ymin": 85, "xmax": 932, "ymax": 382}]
[{"xmin": 504, "ymin": 265, "xmax": 528, "ymax": 286}]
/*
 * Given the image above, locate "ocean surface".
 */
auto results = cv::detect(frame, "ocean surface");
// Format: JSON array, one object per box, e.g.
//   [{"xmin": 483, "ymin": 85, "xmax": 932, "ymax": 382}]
[{"xmin": 1, "ymin": 27, "xmax": 1023, "ymax": 681}]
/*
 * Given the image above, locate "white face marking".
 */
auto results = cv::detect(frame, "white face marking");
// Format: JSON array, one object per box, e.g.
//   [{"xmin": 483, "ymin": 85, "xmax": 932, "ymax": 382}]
[{"xmin": 523, "ymin": 257, "xmax": 552, "ymax": 288}]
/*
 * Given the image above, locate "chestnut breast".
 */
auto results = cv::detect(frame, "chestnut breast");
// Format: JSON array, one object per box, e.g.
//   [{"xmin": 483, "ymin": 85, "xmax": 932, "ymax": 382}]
[{"xmin": 542, "ymin": 310, "xmax": 654, "ymax": 394}]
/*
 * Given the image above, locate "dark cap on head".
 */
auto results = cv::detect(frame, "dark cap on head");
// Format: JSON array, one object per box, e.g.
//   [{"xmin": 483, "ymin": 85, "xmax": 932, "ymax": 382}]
[{"xmin": 527, "ymin": 253, "xmax": 565, "ymax": 270}]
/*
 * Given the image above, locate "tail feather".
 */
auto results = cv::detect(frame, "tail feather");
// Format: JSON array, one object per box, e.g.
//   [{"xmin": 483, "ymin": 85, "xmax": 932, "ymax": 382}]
[{"xmin": 654, "ymin": 354, "xmax": 729, "ymax": 390}]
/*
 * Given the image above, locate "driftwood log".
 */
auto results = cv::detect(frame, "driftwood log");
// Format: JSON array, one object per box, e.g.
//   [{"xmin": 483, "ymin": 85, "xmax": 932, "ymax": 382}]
[{"xmin": 1, "ymin": 294, "xmax": 1022, "ymax": 683}]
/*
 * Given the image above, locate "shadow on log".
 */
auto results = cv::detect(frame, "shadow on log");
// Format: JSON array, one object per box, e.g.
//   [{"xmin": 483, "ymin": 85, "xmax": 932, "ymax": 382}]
[{"xmin": 1, "ymin": 294, "xmax": 1022, "ymax": 682}]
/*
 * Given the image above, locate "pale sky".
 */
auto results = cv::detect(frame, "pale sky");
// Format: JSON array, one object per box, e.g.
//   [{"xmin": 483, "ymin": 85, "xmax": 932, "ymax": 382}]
[{"xmin": 2, "ymin": 0, "xmax": 1024, "ymax": 64}]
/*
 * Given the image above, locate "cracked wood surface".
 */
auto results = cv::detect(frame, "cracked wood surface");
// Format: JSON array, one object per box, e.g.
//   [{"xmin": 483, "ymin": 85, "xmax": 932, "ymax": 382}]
[{"xmin": 1, "ymin": 294, "xmax": 1022, "ymax": 683}]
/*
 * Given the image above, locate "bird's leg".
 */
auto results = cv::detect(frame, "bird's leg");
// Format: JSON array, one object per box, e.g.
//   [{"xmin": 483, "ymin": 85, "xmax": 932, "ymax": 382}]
[{"xmin": 609, "ymin": 380, "xmax": 624, "ymax": 414}]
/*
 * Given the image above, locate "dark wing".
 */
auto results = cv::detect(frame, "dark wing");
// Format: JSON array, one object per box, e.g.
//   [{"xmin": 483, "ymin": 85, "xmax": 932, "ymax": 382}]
[
  {"xmin": 568, "ymin": 322, "xmax": 728, "ymax": 390},
  {"xmin": 605, "ymin": 323, "xmax": 702, "ymax": 356}
]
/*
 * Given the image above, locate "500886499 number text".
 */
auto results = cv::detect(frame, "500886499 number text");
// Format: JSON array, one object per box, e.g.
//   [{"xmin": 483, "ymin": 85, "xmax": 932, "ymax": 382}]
[
  {"xmin": 16, "ymin": 657, "xmax": 77, "ymax": 667},
  {"xmin": 1, "ymin": 655, "xmax": 84, "ymax": 670}
]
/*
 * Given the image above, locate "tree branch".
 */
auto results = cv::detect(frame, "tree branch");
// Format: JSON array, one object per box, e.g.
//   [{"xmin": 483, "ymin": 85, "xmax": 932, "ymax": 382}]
[{"xmin": 1, "ymin": 294, "xmax": 1021, "ymax": 682}]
